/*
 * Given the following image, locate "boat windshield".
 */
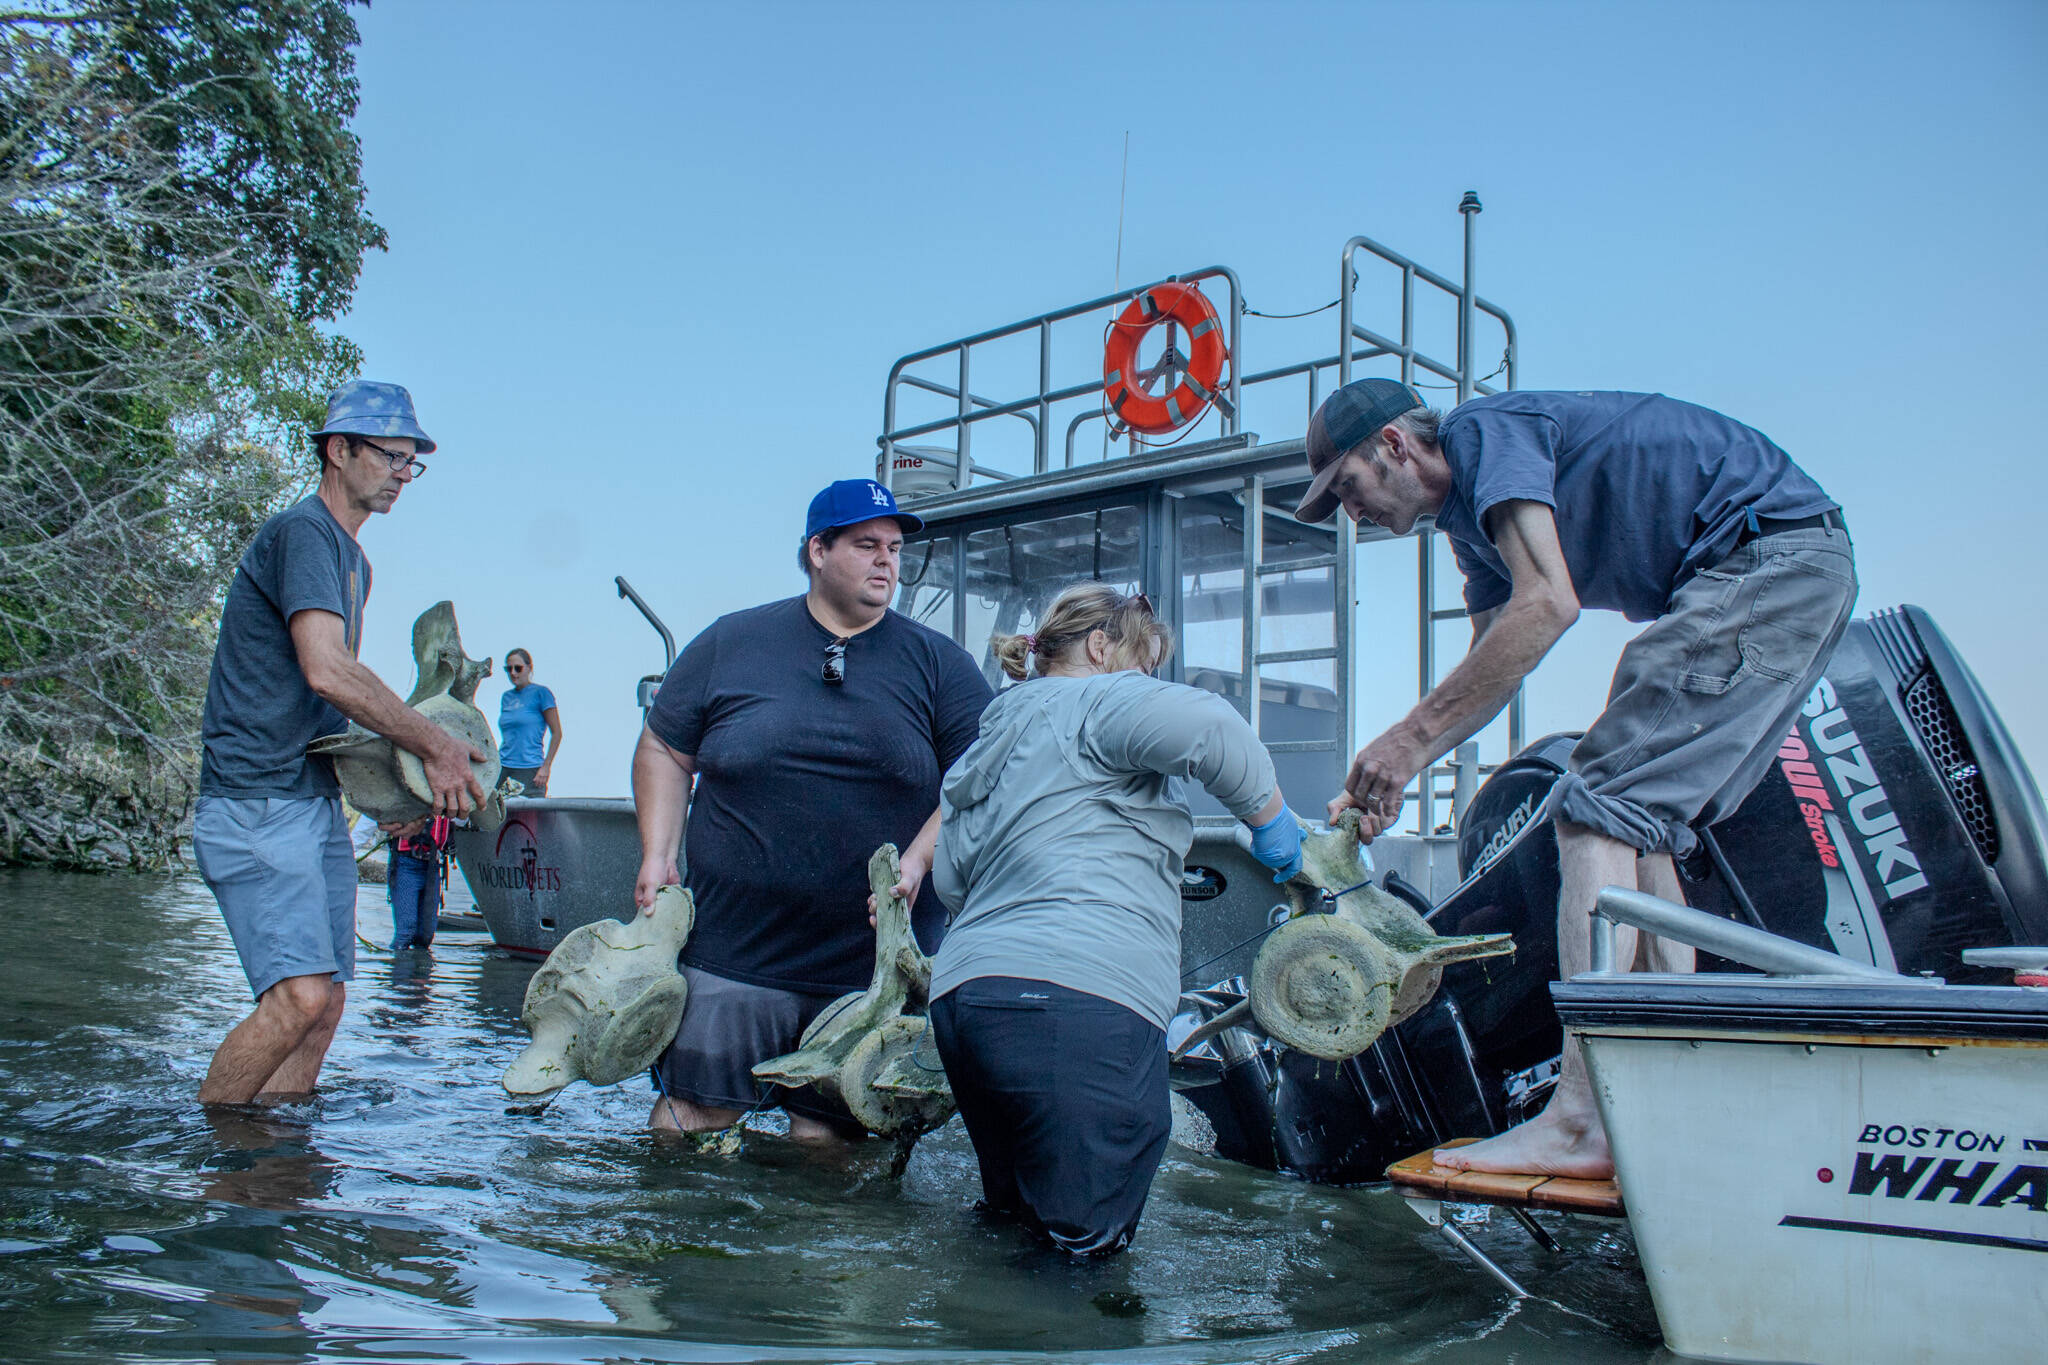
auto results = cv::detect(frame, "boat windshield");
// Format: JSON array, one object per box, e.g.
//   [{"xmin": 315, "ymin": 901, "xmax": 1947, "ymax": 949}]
[
  {"xmin": 896, "ymin": 485, "xmax": 1343, "ymax": 808},
  {"xmin": 898, "ymin": 504, "xmax": 1145, "ymax": 690}
]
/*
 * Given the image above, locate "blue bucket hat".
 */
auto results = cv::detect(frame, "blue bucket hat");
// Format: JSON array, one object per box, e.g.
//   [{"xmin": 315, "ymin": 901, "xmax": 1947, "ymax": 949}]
[
  {"xmin": 312, "ymin": 379, "xmax": 436, "ymax": 454},
  {"xmin": 805, "ymin": 478, "xmax": 925, "ymax": 539}
]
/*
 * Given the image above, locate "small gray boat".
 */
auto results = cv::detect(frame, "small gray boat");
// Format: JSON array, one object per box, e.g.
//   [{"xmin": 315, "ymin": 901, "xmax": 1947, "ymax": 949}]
[{"xmin": 448, "ymin": 795, "xmax": 657, "ymax": 956}]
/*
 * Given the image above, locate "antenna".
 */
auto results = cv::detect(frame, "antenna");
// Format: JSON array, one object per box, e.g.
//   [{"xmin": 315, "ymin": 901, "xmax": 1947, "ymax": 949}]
[
  {"xmin": 1113, "ymin": 131, "xmax": 1129, "ymax": 293},
  {"xmin": 1106, "ymin": 132, "xmax": 1129, "ymax": 463}
]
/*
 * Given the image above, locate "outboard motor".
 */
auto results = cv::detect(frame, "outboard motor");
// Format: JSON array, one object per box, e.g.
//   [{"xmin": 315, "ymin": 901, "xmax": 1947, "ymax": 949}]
[
  {"xmin": 1175, "ymin": 605, "xmax": 2048, "ymax": 1184},
  {"xmin": 1172, "ymin": 979, "xmax": 1445, "ymax": 1184}
]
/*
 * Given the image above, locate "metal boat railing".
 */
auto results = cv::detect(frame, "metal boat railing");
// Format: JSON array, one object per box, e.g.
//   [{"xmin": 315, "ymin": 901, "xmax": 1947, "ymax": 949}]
[
  {"xmin": 1590, "ymin": 888, "xmax": 1915, "ymax": 980},
  {"xmin": 879, "ymin": 266, "xmax": 1244, "ymax": 485},
  {"xmin": 877, "ymin": 202, "xmax": 1519, "ymax": 837}
]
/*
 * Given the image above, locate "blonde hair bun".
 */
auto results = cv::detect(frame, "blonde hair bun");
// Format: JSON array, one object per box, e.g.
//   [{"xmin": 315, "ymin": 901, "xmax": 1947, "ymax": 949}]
[{"xmin": 988, "ymin": 582, "xmax": 1173, "ymax": 681}]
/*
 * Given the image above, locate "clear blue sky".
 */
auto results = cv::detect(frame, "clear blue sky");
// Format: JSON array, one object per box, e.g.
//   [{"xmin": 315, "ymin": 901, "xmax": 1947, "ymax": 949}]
[{"xmin": 337, "ymin": 0, "xmax": 2048, "ymax": 801}]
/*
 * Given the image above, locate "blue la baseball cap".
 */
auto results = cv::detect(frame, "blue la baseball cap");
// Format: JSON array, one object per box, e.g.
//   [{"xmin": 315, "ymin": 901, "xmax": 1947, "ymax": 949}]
[
  {"xmin": 805, "ymin": 478, "xmax": 925, "ymax": 539},
  {"xmin": 312, "ymin": 379, "xmax": 436, "ymax": 453}
]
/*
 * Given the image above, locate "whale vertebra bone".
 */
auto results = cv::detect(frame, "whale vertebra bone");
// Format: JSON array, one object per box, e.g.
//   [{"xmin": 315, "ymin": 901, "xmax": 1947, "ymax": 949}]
[
  {"xmin": 752, "ymin": 844, "xmax": 953, "ymax": 1137},
  {"xmin": 307, "ymin": 600, "xmax": 519, "ymax": 831},
  {"xmin": 503, "ymin": 884, "xmax": 697, "ymax": 1100},
  {"xmin": 1177, "ymin": 809, "xmax": 1514, "ymax": 1062}
]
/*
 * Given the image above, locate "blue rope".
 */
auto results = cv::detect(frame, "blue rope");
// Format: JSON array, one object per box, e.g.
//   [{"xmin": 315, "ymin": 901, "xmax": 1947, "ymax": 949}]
[{"xmin": 908, "ymin": 1017, "xmax": 945, "ymax": 1073}]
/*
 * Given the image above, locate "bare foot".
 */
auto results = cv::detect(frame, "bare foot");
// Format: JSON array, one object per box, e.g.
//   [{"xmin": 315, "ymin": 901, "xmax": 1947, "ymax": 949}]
[{"xmin": 1435, "ymin": 1106, "xmax": 1614, "ymax": 1180}]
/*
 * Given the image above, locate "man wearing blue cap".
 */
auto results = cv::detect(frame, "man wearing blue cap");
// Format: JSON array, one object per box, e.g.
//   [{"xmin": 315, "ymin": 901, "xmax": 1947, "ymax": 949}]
[
  {"xmin": 631, "ymin": 479, "xmax": 993, "ymax": 1138},
  {"xmin": 195, "ymin": 380, "xmax": 487, "ymax": 1106},
  {"xmin": 1297, "ymin": 381, "xmax": 1857, "ymax": 1179}
]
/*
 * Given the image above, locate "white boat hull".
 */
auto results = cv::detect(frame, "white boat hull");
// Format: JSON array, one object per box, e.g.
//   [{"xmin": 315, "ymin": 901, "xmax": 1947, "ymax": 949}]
[{"xmin": 1576, "ymin": 992, "xmax": 2047, "ymax": 1364}]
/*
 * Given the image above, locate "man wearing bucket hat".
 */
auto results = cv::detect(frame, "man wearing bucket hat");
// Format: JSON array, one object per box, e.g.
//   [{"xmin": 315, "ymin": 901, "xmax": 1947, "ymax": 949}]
[
  {"xmin": 1297, "ymin": 380, "xmax": 1857, "ymax": 1179},
  {"xmin": 195, "ymin": 380, "xmax": 487, "ymax": 1106},
  {"xmin": 631, "ymin": 478, "xmax": 993, "ymax": 1139}
]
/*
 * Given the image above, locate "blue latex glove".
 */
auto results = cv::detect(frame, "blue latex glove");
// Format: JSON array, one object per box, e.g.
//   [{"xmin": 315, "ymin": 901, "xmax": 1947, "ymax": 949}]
[{"xmin": 1247, "ymin": 804, "xmax": 1304, "ymax": 884}]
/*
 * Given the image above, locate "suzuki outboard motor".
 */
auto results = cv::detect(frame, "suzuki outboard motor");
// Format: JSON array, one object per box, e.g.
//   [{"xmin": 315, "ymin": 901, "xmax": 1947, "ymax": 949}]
[{"xmin": 1175, "ymin": 605, "xmax": 2048, "ymax": 1183}]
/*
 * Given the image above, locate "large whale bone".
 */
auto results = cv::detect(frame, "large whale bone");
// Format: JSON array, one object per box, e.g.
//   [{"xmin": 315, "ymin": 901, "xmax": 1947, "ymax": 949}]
[
  {"xmin": 1176, "ymin": 810, "xmax": 1514, "ymax": 1062},
  {"xmin": 752, "ymin": 844, "xmax": 954, "ymax": 1140},
  {"xmin": 307, "ymin": 600, "xmax": 520, "ymax": 832},
  {"xmin": 502, "ymin": 884, "xmax": 697, "ymax": 1101}
]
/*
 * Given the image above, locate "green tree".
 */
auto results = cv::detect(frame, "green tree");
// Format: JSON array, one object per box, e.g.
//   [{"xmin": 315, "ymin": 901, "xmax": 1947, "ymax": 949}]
[{"xmin": 0, "ymin": 3, "xmax": 379, "ymax": 869}]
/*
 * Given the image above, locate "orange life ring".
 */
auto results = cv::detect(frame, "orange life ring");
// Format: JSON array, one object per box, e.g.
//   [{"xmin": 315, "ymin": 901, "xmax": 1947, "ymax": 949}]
[{"xmin": 1101, "ymin": 282, "xmax": 1228, "ymax": 435}]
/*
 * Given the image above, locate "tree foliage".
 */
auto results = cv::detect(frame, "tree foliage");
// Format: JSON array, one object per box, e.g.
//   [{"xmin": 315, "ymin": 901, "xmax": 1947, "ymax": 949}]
[{"xmin": 0, "ymin": 3, "xmax": 378, "ymax": 868}]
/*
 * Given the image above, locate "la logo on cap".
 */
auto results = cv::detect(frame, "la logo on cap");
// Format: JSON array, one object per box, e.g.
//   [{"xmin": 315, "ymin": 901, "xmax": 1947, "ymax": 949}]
[{"xmin": 869, "ymin": 482, "xmax": 889, "ymax": 505}]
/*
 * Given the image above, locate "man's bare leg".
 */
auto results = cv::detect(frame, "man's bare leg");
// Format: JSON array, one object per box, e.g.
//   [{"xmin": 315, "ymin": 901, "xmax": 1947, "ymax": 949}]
[
  {"xmin": 785, "ymin": 1113, "xmax": 844, "ymax": 1142},
  {"xmin": 200, "ymin": 975, "xmax": 342, "ymax": 1106},
  {"xmin": 648, "ymin": 1093, "xmax": 741, "ymax": 1133},
  {"xmin": 1633, "ymin": 853, "xmax": 1697, "ymax": 974},
  {"xmin": 257, "ymin": 983, "xmax": 346, "ymax": 1098},
  {"xmin": 647, "ymin": 1094, "xmax": 845, "ymax": 1141},
  {"xmin": 1435, "ymin": 820, "xmax": 1637, "ymax": 1179}
]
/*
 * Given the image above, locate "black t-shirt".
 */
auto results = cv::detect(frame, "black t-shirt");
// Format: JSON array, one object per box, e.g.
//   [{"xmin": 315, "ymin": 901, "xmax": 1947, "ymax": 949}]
[{"xmin": 647, "ymin": 596, "xmax": 993, "ymax": 993}]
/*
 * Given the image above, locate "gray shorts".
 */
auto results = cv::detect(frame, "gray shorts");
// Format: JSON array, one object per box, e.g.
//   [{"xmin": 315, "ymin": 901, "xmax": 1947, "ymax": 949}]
[
  {"xmin": 193, "ymin": 795, "xmax": 357, "ymax": 1001},
  {"xmin": 1552, "ymin": 524, "xmax": 1858, "ymax": 857},
  {"xmin": 651, "ymin": 965, "xmax": 861, "ymax": 1131}
]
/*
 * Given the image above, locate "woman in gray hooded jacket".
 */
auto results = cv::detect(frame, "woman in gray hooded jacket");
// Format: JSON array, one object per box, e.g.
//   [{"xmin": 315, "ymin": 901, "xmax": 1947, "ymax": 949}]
[{"xmin": 930, "ymin": 582, "xmax": 1302, "ymax": 1255}]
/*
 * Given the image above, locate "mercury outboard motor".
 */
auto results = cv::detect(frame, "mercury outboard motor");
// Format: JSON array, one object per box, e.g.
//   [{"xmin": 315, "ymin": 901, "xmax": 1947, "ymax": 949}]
[{"xmin": 1175, "ymin": 605, "xmax": 2048, "ymax": 1184}]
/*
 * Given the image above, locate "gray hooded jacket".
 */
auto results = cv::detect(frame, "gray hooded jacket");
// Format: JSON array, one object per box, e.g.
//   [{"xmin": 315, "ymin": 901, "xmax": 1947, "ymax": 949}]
[{"xmin": 931, "ymin": 671, "xmax": 1278, "ymax": 1029}]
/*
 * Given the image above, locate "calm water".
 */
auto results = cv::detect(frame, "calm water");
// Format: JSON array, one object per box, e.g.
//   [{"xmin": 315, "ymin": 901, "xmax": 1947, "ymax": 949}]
[{"xmin": 0, "ymin": 866, "xmax": 1671, "ymax": 1363}]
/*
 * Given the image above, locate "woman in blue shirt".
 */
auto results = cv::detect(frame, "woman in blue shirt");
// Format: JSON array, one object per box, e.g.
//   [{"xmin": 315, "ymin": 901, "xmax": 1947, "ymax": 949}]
[{"xmin": 497, "ymin": 648, "xmax": 562, "ymax": 795}]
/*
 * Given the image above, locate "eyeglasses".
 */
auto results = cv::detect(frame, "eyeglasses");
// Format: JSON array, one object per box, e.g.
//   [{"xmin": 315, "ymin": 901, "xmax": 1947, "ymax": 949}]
[
  {"xmin": 1129, "ymin": 591, "xmax": 1153, "ymax": 615},
  {"xmin": 822, "ymin": 637, "xmax": 847, "ymax": 686},
  {"xmin": 352, "ymin": 436, "xmax": 427, "ymax": 480}
]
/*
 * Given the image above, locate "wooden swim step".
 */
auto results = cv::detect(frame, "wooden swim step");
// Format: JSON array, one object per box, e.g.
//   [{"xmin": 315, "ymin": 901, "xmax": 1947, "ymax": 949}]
[
  {"xmin": 1385, "ymin": 1137, "xmax": 1625, "ymax": 1217},
  {"xmin": 1383, "ymin": 1138, "xmax": 1625, "ymax": 1298}
]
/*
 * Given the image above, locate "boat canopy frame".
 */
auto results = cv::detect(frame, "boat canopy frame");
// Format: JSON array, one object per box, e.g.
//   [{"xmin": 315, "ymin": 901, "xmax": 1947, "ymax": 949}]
[{"xmin": 879, "ymin": 199, "xmax": 1522, "ymax": 833}]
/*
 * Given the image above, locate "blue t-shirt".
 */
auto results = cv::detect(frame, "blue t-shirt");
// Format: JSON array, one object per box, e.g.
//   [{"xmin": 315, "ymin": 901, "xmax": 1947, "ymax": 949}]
[
  {"xmin": 199, "ymin": 496, "xmax": 370, "ymax": 797},
  {"xmin": 1432, "ymin": 391, "xmax": 1837, "ymax": 622},
  {"xmin": 648, "ymin": 596, "xmax": 994, "ymax": 994},
  {"xmin": 497, "ymin": 683, "xmax": 557, "ymax": 767}
]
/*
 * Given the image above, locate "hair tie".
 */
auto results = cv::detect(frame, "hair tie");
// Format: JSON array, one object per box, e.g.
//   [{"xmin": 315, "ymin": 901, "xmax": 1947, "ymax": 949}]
[{"xmin": 1022, "ymin": 634, "xmax": 1039, "ymax": 652}]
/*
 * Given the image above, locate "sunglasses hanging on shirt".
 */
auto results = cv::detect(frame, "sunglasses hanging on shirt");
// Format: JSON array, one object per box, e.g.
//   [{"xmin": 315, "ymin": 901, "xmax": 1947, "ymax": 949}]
[{"xmin": 822, "ymin": 637, "xmax": 848, "ymax": 686}]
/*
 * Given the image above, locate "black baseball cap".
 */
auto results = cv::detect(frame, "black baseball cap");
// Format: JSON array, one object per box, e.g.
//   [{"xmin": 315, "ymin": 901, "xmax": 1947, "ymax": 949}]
[{"xmin": 1296, "ymin": 378, "xmax": 1422, "ymax": 522}]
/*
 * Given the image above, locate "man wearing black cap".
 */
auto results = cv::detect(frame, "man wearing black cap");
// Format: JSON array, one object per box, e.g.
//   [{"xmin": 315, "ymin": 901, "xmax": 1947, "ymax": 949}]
[
  {"xmin": 1298, "ymin": 381, "xmax": 1857, "ymax": 1178},
  {"xmin": 629, "ymin": 479, "xmax": 993, "ymax": 1139}
]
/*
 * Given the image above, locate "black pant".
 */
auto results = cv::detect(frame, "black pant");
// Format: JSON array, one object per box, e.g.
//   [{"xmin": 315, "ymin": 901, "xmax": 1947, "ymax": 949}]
[{"xmin": 930, "ymin": 977, "xmax": 1171, "ymax": 1256}]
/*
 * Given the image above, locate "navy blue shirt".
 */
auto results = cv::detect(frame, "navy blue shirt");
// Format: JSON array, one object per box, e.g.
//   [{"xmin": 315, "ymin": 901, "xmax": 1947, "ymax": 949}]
[
  {"xmin": 200, "ymin": 496, "xmax": 370, "ymax": 797},
  {"xmin": 1432, "ymin": 391, "xmax": 1837, "ymax": 622},
  {"xmin": 648, "ymin": 596, "xmax": 994, "ymax": 993}
]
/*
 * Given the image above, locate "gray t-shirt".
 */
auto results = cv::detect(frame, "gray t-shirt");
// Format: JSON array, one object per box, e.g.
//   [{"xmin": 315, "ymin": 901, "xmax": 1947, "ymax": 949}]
[
  {"xmin": 199, "ymin": 495, "xmax": 370, "ymax": 798},
  {"xmin": 931, "ymin": 671, "xmax": 1278, "ymax": 1029},
  {"xmin": 1432, "ymin": 391, "xmax": 1837, "ymax": 622}
]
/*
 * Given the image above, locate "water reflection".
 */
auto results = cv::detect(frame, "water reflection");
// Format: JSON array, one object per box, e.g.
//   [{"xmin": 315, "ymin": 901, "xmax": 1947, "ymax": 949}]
[
  {"xmin": 198, "ymin": 1105, "xmax": 338, "ymax": 1210},
  {"xmin": 0, "ymin": 867, "xmax": 1664, "ymax": 1363}
]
